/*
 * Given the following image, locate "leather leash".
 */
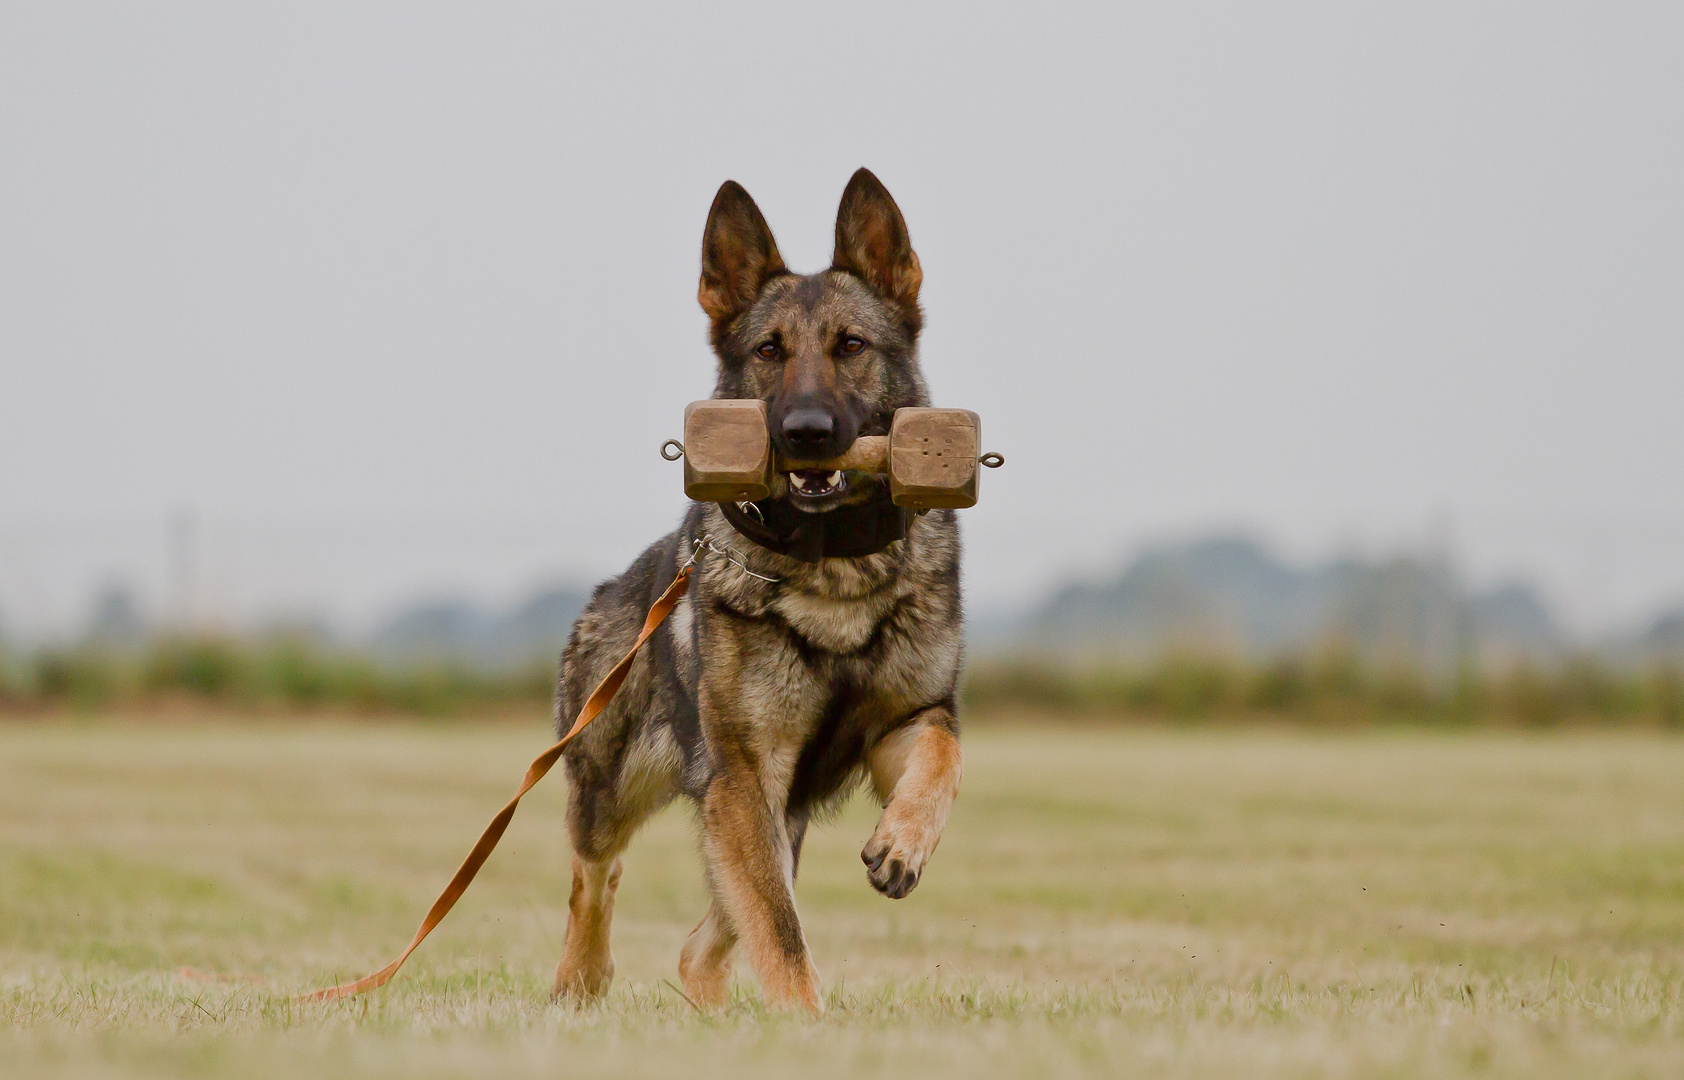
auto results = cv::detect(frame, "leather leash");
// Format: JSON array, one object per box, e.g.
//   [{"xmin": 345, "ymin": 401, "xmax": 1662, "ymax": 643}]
[{"xmin": 300, "ymin": 562, "xmax": 693, "ymax": 1003}]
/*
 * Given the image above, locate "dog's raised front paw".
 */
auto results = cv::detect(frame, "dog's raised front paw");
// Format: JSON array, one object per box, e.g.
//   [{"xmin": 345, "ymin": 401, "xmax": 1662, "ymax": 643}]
[{"xmin": 860, "ymin": 811, "xmax": 938, "ymax": 899}]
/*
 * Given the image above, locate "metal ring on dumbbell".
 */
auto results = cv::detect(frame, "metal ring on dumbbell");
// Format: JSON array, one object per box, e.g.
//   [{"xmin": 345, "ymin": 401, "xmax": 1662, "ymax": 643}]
[
  {"xmin": 979, "ymin": 452, "xmax": 1005, "ymax": 469},
  {"xmin": 660, "ymin": 439, "xmax": 686, "ymax": 461}
]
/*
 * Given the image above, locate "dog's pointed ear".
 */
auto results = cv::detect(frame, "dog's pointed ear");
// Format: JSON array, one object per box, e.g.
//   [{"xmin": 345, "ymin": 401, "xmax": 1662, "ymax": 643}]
[
  {"xmin": 831, "ymin": 168, "xmax": 923, "ymax": 322},
  {"xmin": 699, "ymin": 181, "xmax": 786, "ymax": 327}
]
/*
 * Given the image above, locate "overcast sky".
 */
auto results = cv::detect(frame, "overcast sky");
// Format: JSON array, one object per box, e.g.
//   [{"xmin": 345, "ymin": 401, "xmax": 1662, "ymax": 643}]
[{"xmin": 3, "ymin": 2, "xmax": 1681, "ymax": 639}]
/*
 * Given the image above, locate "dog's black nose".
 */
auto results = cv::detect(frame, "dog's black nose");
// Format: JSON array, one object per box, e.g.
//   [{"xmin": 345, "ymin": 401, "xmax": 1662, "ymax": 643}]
[{"xmin": 781, "ymin": 407, "xmax": 835, "ymax": 453}]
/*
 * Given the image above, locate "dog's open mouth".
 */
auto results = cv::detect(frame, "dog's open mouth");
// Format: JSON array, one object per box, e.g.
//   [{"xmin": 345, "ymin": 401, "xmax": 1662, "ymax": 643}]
[{"xmin": 788, "ymin": 470, "xmax": 846, "ymax": 499}]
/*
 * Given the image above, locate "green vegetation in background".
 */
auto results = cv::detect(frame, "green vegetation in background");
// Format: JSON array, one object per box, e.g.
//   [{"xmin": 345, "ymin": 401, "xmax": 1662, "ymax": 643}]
[
  {"xmin": 2, "ymin": 637, "xmax": 1681, "ymax": 725},
  {"xmin": 963, "ymin": 654, "xmax": 1684, "ymax": 727},
  {"xmin": 0, "ymin": 637, "xmax": 554, "ymax": 717}
]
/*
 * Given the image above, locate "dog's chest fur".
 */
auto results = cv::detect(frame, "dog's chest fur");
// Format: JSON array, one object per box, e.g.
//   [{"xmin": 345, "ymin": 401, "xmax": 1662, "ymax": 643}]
[
  {"xmin": 769, "ymin": 573, "xmax": 897, "ymax": 653},
  {"xmin": 682, "ymin": 507, "xmax": 963, "ymax": 813}
]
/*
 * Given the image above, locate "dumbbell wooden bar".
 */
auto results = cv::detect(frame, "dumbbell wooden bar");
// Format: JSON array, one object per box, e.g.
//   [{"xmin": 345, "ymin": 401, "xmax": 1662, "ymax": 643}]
[{"xmin": 676, "ymin": 399, "xmax": 988, "ymax": 510}]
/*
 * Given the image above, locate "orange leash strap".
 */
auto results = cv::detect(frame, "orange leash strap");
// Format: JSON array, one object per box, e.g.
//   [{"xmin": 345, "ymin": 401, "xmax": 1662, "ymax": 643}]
[{"xmin": 301, "ymin": 564, "xmax": 693, "ymax": 1003}]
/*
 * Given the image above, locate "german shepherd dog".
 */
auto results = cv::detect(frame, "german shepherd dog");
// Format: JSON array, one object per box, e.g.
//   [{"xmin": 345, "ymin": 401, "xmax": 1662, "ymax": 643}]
[{"xmin": 552, "ymin": 169, "xmax": 963, "ymax": 1013}]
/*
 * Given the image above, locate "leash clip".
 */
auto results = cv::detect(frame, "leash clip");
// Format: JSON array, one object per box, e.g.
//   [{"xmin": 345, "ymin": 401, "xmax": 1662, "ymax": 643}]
[{"xmin": 691, "ymin": 534, "xmax": 781, "ymax": 583}]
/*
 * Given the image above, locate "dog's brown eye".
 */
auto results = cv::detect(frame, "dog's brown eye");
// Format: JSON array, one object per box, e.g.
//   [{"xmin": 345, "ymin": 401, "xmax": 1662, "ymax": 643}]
[
  {"xmin": 755, "ymin": 341, "xmax": 779, "ymax": 360},
  {"xmin": 841, "ymin": 336, "xmax": 866, "ymax": 355}
]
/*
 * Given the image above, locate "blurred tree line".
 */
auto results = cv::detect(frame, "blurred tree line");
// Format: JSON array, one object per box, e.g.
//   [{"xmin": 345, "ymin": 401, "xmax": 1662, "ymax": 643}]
[
  {"xmin": 0, "ymin": 636, "xmax": 554, "ymax": 717},
  {"xmin": 961, "ymin": 653, "xmax": 1684, "ymax": 727},
  {"xmin": 2, "ymin": 636, "xmax": 1680, "ymax": 726}
]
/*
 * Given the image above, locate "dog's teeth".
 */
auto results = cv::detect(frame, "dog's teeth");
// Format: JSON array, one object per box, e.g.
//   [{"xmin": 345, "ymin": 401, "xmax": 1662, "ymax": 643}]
[{"xmin": 787, "ymin": 471, "xmax": 842, "ymax": 495}]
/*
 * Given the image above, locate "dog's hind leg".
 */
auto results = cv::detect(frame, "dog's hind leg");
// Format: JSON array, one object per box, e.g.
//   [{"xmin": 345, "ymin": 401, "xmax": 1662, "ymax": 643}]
[
  {"xmin": 861, "ymin": 706, "xmax": 963, "ymax": 899},
  {"xmin": 553, "ymin": 852, "xmax": 623, "ymax": 1002},
  {"xmin": 554, "ymin": 729, "xmax": 679, "ymax": 1002},
  {"xmin": 676, "ymin": 811, "xmax": 804, "ymax": 1008},
  {"xmin": 787, "ymin": 813, "xmax": 809, "ymax": 880},
  {"xmin": 677, "ymin": 892, "xmax": 738, "ymax": 1007}
]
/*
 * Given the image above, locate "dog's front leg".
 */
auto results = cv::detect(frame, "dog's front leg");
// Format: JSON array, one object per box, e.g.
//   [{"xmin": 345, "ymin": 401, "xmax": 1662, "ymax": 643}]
[
  {"xmin": 697, "ymin": 742, "xmax": 823, "ymax": 1013},
  {"xmin": 862, "ymin": 707, "xmax": 963, "ymax": 898}
]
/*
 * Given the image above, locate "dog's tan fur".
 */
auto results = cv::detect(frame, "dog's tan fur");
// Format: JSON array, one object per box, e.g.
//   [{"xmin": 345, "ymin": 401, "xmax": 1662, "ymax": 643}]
[
  {"xmin": 552, "ymin": 854, "xmax": 621, "ymax": 1001},
  {"xmin": 863, "ymin": 713, "xmax": 963, "ymax": 897}
]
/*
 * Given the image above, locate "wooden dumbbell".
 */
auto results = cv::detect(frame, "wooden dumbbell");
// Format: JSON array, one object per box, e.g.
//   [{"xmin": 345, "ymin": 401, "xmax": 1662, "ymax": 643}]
[{"xmin": 668, "ymin": 400, "xmax": 996, "ymax": 510}]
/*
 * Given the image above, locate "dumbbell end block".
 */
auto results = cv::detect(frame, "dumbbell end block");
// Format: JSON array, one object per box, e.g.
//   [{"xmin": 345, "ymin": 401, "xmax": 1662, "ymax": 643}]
[
  {"xmin": 683, "ymin": 399, "xmax": 774, "ymax": 502},
  {"xmin": 888, "ymin": 408, "xmax": 981, "ymax": 510}
]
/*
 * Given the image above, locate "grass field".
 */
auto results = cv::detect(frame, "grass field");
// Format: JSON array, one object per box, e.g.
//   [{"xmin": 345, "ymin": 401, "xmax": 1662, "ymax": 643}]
[{"xmin": 3, "ymin": 716, "xmax": 1683, "ymax": 1078}]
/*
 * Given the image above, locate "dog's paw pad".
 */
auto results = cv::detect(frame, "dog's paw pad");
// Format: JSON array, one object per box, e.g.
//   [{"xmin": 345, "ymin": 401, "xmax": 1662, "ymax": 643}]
[
  {"xmin": 863, "ymin": 810, "xmax": 940, "ymax": 899},
  {"xmin": 886, "ymin": 865, "xmax": 918, "ymax": 899},
  {"xmin": 865, "ymin": 853, "xmax": 922, "ymax": 898}
]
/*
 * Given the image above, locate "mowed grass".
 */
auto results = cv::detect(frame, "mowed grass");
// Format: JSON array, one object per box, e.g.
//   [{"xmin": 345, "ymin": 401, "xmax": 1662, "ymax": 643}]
[{"xmin": 3, "ymin": 718, "xmax": 1683, "ymax": 1078}]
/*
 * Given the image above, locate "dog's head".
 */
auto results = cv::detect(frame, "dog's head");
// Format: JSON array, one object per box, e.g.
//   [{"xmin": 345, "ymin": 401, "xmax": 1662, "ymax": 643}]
[{"xmin": 699, "ymin": 168, "xmax": 930, "ymax": 513}]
